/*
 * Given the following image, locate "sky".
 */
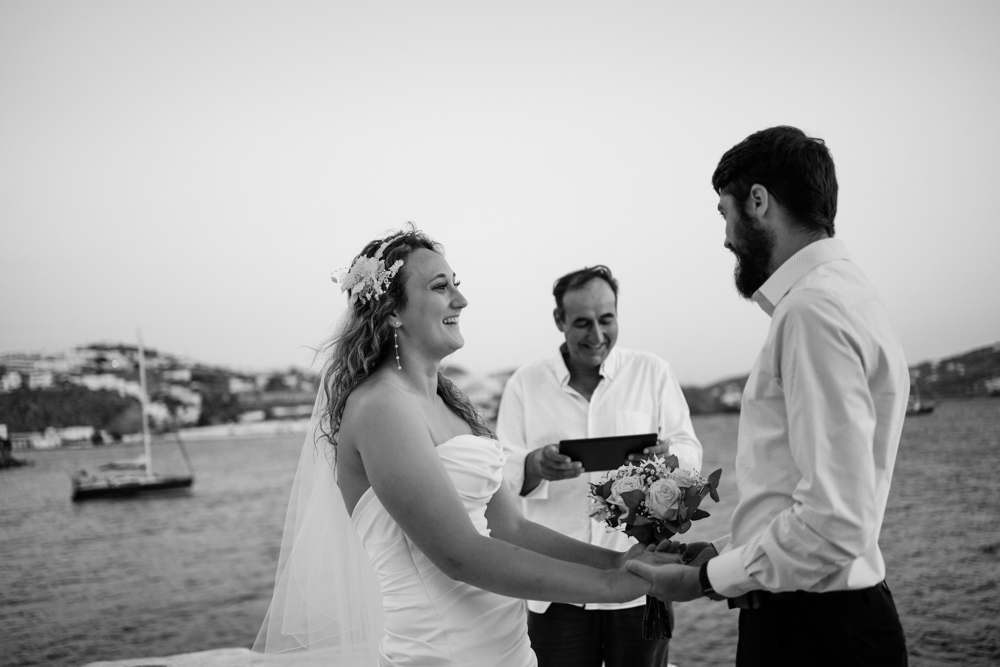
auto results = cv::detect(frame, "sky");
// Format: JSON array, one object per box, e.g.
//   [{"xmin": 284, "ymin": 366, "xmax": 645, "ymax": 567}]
[{"xmin": 2, "ymin": 1, "xmax": 998, "ymax": 385}]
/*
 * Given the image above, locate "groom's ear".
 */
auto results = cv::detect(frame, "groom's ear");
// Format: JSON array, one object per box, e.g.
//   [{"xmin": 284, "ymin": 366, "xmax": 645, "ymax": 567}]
[
  {"xmin": 553, "ymin": 309, "xmax": 566, "ymax": 333},
  {"xmin": 747, "ymin": 183, "xmax": 770, "ymax": 220}
]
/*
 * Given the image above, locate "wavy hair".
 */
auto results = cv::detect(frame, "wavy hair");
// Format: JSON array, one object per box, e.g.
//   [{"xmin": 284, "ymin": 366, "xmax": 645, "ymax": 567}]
[{"xmin": 319, "ymin": 224, "xmax": 495, "ymax": 456}]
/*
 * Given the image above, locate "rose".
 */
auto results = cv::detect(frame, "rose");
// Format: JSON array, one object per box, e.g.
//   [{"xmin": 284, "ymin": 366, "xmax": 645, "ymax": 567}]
[
  {"xmin": 608, "ymin": 475, "xmax": 644, "ymax": 518},
  {"xmin": 646, "ymin": 478, "xmax": 682, "ymax": 520},
  {"xmin": 668, "ymin": 468, "xmax": 703, "ymax": 489}
]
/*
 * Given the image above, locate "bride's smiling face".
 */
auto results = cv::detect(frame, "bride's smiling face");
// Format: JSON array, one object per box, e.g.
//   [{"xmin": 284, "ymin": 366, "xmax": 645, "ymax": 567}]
[{"xmin": 393, "ymin": 248, "xmax": 468, "ymax": 360}]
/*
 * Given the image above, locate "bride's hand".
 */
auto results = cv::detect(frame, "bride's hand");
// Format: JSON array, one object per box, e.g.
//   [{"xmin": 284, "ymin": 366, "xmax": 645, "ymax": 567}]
[
  {"xmin": 609, "ymin": 548, "xmax": 683, "ymax": 601},
  {"xmin": 632, "ymin": 549, "xmax": 685, "ymax": 567}
]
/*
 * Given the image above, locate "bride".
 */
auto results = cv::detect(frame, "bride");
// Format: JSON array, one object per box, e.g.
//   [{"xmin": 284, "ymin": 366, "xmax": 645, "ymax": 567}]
[{"xmin": 252, "ymin": 226, "xmax": 661, "ymax": 666}]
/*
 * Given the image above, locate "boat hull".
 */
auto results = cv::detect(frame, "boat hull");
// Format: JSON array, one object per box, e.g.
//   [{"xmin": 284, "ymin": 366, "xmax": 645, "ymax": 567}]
[{"xmin": 71, "ymin": 475, "xmax": 194, "ymax": 501}]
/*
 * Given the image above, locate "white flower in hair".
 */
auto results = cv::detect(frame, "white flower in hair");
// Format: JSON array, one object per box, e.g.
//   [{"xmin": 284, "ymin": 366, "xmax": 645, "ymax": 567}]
[{"xmin": 331, "ymin": 238, "xmax": 405, "ymax": 306}]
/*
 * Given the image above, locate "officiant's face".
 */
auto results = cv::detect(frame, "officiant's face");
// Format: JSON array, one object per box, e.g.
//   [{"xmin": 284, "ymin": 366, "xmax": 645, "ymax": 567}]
[{"xmin": 556, "ymin": 278, "xmax": 618, "ymax": 371}]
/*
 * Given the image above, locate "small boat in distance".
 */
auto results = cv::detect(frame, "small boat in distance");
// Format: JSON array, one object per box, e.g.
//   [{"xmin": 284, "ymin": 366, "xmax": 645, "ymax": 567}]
[
  {"xmin": 906, "ymin": 379, "xmax": 936, "ymax": 417},
  {"xmin": 71, "ymin": 332, "xmax": 194, "ymax": 501}
]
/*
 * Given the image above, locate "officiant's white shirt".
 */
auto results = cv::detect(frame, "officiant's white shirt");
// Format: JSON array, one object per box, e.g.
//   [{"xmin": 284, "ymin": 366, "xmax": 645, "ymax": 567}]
[
  {"xmin": 707, "ymin": 238, "xmax": 909, "ymax": 598},
  {"xmin": 497, "ymin": 345, "xmax": 702, "ymax": 613}
]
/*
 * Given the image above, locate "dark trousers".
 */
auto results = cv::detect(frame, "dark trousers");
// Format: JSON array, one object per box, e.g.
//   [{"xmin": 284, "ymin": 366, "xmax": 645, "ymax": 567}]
[
  {"xmin": 528, "ymin": 603, "xmax": 671, "ymax": 667},
  {"xmin": 736, "ymin": 583, "xmax": 908, "ymax": 667}
]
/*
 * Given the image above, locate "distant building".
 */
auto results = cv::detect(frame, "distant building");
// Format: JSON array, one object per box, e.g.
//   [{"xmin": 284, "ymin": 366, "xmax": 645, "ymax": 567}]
[
  {"xmin": 58, "ymin": 425, "xmax": 95, "ymax": 443},
  {"xmin": 1, "ymin": 371, "xmax": 23, "ymax": 393},
  {"xmin": 28, "ymin": 371, "xmax": 54, "ymax": 390},
  {"xmin": 163, "ymin": 368, "xmax": 192, "ymax": 383},
  {"xmin": 228, "ymin": 377, "xmax": 255, "ymax": 394},
  {"xmin": 78, "ymin": 373, "xmax": 128, "ymax": 393},
  {"xmin": 10, "ymin": 428, "xmax": 63, "ymax": 449},
  {"xmin": 0, "ymin": 353, "xmax": 40, "ymax": 374}
]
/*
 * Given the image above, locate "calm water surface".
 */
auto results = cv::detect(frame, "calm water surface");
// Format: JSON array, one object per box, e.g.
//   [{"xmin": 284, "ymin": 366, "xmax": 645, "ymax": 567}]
[{"xmin": 1, "ymin": 398, "xmax": 998, "ymax": 667}]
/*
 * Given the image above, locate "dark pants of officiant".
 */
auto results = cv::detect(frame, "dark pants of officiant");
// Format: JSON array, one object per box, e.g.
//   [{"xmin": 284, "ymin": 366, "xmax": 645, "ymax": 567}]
[
  {"xmin": 735, "ymin": 581, "xmax": 908, "ymax": 667},
  {"xmin": 528, "ymin": 603, "xmax": 672, "ymax": 667}
]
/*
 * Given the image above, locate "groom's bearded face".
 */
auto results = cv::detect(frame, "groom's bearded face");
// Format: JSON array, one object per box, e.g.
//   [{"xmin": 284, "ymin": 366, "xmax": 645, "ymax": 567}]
[{"xmin": 728, "ymin": 209, "xmax": 775, "ymax": 299}]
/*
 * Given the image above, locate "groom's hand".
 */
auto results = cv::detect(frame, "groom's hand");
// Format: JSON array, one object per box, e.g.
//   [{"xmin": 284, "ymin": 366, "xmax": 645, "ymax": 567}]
[
  {"xmin": 649, "ymin": 540, "xmax": 716, "ymax": 566},
  {"xmin": 626, "ymin": 556, "xmax": 702, "ymax": 602},
  {"xmin": 615, "ymin": 541, "xmax": 649, "ymax": 569}
]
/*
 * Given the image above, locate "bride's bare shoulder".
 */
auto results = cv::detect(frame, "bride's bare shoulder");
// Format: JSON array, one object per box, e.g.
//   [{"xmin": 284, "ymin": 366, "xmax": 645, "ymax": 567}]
[{"xmin": 341, "ymin": 374, "xmax": 424, "ymax": 441}]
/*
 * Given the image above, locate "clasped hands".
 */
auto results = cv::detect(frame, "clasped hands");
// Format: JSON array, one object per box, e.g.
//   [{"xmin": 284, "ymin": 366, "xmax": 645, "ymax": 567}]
[{"xmin": 622, "ymin": 541, "xmax": 719, "ymax": 602}]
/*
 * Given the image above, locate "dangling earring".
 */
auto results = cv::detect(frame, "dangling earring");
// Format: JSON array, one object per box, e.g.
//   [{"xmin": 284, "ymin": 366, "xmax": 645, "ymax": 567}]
[{"xmin": 394, "ymin": 326, "xmax": 402, "ymax": 370}]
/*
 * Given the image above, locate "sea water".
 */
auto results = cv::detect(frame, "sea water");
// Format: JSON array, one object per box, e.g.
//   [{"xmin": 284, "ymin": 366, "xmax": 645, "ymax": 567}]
[{"xmin": 1, "ymin": 398, "xmax": 998, "ymax": 667}]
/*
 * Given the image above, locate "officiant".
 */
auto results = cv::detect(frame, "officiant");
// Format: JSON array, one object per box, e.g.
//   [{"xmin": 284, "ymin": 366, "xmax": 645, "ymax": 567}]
[{"xmin": 497, "ymin": 264, "xmax": 702, "ymax": 667}]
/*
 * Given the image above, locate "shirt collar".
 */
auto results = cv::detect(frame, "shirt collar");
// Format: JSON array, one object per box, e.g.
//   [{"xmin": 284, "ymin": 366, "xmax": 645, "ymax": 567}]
[
  {"xmin": 554, "ymin": 343, "xmax": 621, "ymax": 385},
  {"xmin": 752, "ymin": 237, "xmax": 850, "ymax": 317}
]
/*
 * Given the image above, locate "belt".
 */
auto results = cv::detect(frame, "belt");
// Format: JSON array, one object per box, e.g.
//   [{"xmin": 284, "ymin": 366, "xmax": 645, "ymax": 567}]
[{"xmin": 728, "ymin": 581, "xmax": 890, "ymax": 611}]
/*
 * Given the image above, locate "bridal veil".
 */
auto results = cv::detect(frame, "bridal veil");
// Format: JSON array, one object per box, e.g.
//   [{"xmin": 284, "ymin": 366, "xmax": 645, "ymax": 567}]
[{"xmin": 251, "ymin": 387, "xmax": 383, "ymax": 665}]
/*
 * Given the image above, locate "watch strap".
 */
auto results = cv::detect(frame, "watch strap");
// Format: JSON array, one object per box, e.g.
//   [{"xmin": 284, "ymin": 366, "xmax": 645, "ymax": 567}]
[{"xmin": 699, "ymin": 561, "xmax": 726, "ymax": 601}]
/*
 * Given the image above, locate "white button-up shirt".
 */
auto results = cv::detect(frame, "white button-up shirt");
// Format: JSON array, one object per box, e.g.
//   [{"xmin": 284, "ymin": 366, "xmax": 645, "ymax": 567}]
[
  {"xmin": 707, "ymin": 238, "xmax": 909, "ymax": 598},
  {"xmin": 497, "ymin": 345, "xmax": 702, "ymax": 612}
]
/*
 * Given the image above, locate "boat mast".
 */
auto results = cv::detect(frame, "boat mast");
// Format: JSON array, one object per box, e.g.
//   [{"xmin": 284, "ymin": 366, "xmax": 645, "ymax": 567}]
[{"xmin": 137, "ymin": 330, "xmax": 152, "ymax": 478}]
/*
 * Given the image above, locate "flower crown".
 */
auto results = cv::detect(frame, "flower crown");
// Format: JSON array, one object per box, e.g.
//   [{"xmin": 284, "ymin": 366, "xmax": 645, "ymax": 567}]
[{"xmin": 332, "ymin": 238, "xmax": 404, "ymax": 306}]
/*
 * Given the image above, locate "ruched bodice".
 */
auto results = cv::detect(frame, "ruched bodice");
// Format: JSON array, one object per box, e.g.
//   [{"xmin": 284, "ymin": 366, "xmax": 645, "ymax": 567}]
[{"xmin": 351, "ymin": 435, "xmax": 536, "ymax": 667}]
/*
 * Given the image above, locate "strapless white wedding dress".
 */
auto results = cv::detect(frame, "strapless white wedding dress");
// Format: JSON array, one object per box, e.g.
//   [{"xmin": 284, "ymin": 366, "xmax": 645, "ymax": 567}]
[{"xmin": 351, "ymin": 434, "xmax": 537, "ymax": 667}]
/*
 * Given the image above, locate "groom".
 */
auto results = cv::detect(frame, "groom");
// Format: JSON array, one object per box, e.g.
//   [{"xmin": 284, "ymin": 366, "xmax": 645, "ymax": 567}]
[{"xmin": 629, "ymin": 126, "xmax": 909, "ymax": 666}]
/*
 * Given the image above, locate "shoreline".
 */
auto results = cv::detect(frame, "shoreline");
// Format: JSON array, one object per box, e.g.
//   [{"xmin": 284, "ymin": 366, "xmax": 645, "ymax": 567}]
[{"xmin": 82, "ymin": 648, "xmax": 254, "ymax": 667}]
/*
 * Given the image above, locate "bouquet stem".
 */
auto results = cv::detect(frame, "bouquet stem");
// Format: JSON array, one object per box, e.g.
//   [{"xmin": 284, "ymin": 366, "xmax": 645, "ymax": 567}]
[{"xmin": 641, "ymin": 595, "xmax": 672, "ymax": 640}]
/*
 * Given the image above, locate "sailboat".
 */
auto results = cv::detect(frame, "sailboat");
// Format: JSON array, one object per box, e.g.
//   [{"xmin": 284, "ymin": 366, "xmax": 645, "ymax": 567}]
[
  {"xmin": 71, "ymin": 332, "xmax": 194, "ymax": 501},
  {"xmin": 906, "ymin": 378, "xmax": 936, "ymax": 416}
]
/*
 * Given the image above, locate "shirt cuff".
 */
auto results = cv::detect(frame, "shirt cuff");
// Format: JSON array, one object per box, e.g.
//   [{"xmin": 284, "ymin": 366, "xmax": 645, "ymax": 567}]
[
  {"xmin": 669, "ymin": 442, "xmax": 702, "ymax": 473},
  {"xmin": 711, "ymin": 534, "xmax": 731, "ymax": 555},
  {"xmin": 706, "ymin": 544, "xmax": 756, "ymax": 598}
]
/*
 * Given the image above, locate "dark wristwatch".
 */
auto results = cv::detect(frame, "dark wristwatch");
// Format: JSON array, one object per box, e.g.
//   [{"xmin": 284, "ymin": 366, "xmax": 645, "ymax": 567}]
[{"xmin": 699, "ymin": 561, "xmax": 726, "ymax": 601}]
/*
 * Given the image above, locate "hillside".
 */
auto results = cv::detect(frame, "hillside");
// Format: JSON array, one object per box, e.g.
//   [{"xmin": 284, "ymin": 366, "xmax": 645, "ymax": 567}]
[
  {"xmin": 0, "ymin": 344, "xmax": 317, "ymax": 439},
  {"xmin": 2, "ymin": 340, "xmax": 998, "ymax": 439},
  {"xmin": 681, "ymin": 341, "xmax": 1000, "ymax": 414}
]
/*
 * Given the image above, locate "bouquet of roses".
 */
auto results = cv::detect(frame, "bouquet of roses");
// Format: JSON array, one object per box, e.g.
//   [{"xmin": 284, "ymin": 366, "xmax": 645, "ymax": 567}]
[{"xmin": 590, "ymin": 455, "xmax": 722, "ymax": 640}]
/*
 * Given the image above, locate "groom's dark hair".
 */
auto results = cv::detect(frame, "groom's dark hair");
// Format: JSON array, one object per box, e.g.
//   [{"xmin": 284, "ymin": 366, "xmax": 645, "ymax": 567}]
[
  {"xmin": 553, "ymin": 265, "xmax": 619, "ymax": 322},
  {"xmin": 712, "ymin": 126, "xmax": 838, "ymax": 237}
]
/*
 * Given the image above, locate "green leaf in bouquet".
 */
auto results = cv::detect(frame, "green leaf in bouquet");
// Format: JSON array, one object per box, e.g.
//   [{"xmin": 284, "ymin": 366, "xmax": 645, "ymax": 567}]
[
  {"xmin": 678, "ymin": 506, "xmax": 689, "ymax": 521},
  {"xmin": 632, "ymin": 515, "xmax": 653, "ymax": 526},
  {"xmin": 691, "ymin": 508, "xmax": 711, "ymax": 520},
  {"xmin": 684, "ymin": 489, "xmax": 702, "ymax": 508},
  {"xmin": 707, "ymin": 469, "xmax": 722, "ymax": 502},
  {"xmin": 625, "ymin": 523, "xmax": 654, "ymax": 545},
  {"xmin": 653, "ymin": 525, "xmax": 677, "ymax": 542},
  {"xmin": 704, "ymin": 470, "xmax": 722, "ymax": 503},
  {"xmin": 663, "ymin": 454, "xmax": 680, "ymax": 469},
  {"xmin": 677, "ymin": 520, "xmax": 693, "ymax": 534},
  {"xmin": 659, "ymin": 519, "xmax": 680, "ymax": 535},
  {"xmin": 621, "ymin": 489, "xmax": 645, "ymax": 522},
  {"xmin": 602, "ymin": 479, "xmax": 614, "ymax": 498}
]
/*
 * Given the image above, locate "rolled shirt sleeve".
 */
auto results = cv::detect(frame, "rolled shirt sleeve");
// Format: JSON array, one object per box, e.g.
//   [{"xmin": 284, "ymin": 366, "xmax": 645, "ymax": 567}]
[
  {"xmin": 657, "ymin": 365, "xmax": 703, "ymax": 473},
  {"xmin": 496, "ymin": 371, "xmax": 552, "ymax": 499}
]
